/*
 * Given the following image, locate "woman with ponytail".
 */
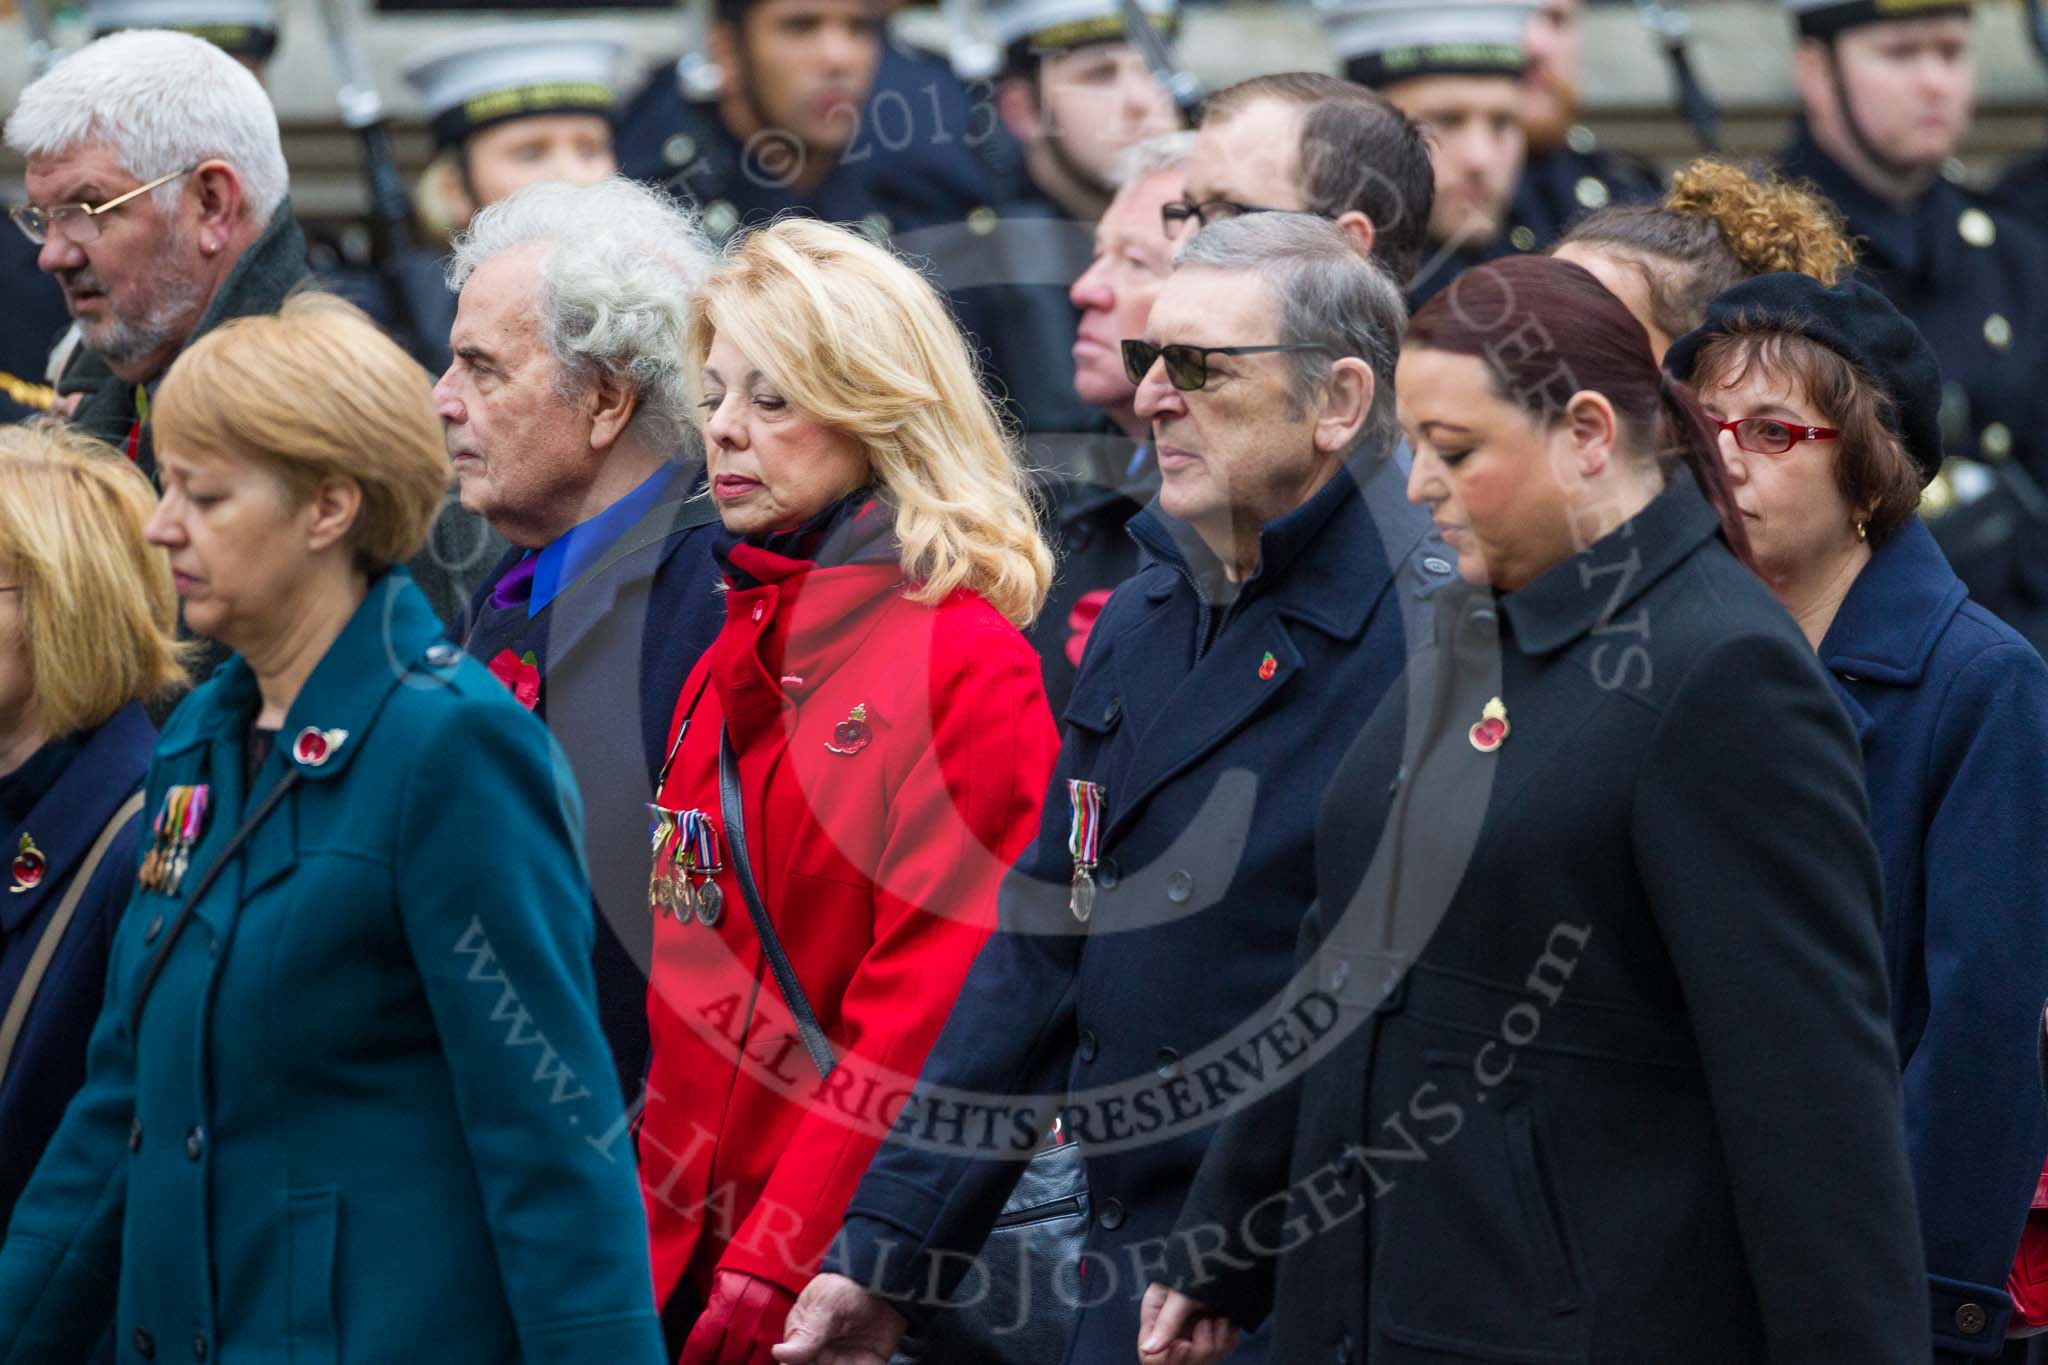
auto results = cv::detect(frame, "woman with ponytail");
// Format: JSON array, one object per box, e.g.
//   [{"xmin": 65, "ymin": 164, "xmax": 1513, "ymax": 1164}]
[
  {"xmin": 1143, "ymin": 255, "xmax": 1927, "ymax": 1365},
  {"xmin": 1553, "ymin": 156, "xmax": 1856, "ymax": 362}
]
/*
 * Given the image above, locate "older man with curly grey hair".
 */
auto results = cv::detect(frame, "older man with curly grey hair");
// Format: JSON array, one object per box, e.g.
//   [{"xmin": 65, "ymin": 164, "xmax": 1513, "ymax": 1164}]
[{"xmin": 442, "ymin": 174, "xmax": 722, "ymax": 1108}]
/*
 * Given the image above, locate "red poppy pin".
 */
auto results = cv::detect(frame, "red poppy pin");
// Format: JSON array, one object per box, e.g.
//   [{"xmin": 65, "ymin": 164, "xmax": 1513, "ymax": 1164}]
[
  {"xmin": 1469, "ymin": 696, "xmax": 1510, "ymax": 753},
  {"xmin": 1066, "ymin": 589, "xmax": 1114, "ymax": 667},
  {"xmin": 488, "ymin": 648, "xmax": 542, "ymax": 711},
  {"xmin": 826, "ymin": 703, "xmax": 873, "ymax": 756},
  {"xmin": 293, "ymin": 727, "xmax": 349, "ymax": 767},
  {"xmin": 10, "ymin": 833, "xmax": 45, "ymax": 893},
  {"xmin": 1258, "ymin": 651, "xmax": 1278, "ymax": 682}
]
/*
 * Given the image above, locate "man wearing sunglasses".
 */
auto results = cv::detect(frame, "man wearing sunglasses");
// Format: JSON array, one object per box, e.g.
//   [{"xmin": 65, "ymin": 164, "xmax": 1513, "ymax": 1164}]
[
  {"xmin": 783, "ymin": 211, "xmax": 1450, "ymax": 1365},
  {"xmin": 4, "ymin": 29, "xmax": 302, "ymax": 480}
]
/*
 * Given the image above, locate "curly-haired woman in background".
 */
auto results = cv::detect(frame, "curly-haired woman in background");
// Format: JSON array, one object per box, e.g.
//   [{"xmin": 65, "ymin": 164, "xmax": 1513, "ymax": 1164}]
[{"xmin": 1553, "ymin": 157, "xmax": 1857, "ymax": 362}]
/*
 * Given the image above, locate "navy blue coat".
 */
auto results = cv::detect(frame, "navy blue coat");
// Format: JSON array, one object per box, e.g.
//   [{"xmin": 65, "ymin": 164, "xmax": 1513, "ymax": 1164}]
[
  {"xmin": 1818, "ymin": 518, "xmax": 2048, "ymax": 1359},
  {"xmin": 458, "ymin": 470, "xmax": 725, "ymax": 1101},
  {"xmin": 0, "ymin": 703, "xmax": 154, "ymax": 1234},
  {"xmin": 828, "ymin": 449, "xmax": 1451, "ymax": 1365}
]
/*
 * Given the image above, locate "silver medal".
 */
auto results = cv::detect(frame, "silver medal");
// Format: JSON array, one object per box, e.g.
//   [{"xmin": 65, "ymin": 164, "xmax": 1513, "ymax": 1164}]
[
  {"xmin": 1070, "ymin": 866, "xmax": 1096, "ymax": 923},
  {"xmin": 696, "ymin": 878, "xmax": 724, "ymax": 927}
]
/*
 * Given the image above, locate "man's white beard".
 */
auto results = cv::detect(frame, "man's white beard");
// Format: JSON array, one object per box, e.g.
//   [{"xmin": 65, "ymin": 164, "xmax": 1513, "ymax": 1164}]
[{"xmin": 72, "ymin": 229, "xmax": 207, "ymax": 374}]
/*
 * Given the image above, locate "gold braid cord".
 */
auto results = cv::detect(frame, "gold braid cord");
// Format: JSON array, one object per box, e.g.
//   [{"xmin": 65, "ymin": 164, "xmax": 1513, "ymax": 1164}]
[{"xmin": 0, "ymin": 370, "xmax": 55, "ymax": 412}]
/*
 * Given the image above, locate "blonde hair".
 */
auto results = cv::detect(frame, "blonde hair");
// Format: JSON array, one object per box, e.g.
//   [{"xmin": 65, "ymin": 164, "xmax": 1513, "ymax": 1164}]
[
  {"xmin": 153, "ymin": 291, "xmax": 449, "ymax": 568},
  {"xmin": 689, "ymin": 218, "xmax": 1052, "ymax": 628},
  {"xmin": 0, "ymin": 422, "xmax": 191, "ymax": 736}
]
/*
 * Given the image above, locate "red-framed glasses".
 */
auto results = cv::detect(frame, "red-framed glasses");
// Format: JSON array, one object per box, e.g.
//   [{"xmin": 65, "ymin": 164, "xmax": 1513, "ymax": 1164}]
[{"xmin": 1712, "ymin": 416, "xmax": 1840, "ymax": 456}]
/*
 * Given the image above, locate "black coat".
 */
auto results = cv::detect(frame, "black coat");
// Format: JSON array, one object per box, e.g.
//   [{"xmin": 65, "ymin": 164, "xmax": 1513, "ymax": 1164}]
[
  {"xmin": 1165, "ymin": 473, "xmax": 1929, "ymax": 1363},
  {"xmin": 457, "ymin": 470, "xmax": 725, "ymax": 1100},
  {"xmin": 828, "ymin": 450, "xmax": 1452, "ymax": 1365}
]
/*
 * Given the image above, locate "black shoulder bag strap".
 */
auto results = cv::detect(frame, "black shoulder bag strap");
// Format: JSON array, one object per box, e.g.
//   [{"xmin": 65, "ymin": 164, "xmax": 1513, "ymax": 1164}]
[
  {"xmin": 129, "ymin": 769, "xmax": 302, "ymax": 1034},
  {"xmin": 718, "ymin": 726, "xmax": 836, "ymax": 1079}
]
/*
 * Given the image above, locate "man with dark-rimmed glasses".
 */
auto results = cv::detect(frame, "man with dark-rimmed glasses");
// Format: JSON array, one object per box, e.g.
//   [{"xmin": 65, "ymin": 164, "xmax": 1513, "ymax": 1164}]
[
  {"xmin": 3, "ymin": 28, "xmax": 303, "ymax": 478},
  {"xmin": 1166, "ymin": 72, "xmax": 1435, "ymax": 293}
]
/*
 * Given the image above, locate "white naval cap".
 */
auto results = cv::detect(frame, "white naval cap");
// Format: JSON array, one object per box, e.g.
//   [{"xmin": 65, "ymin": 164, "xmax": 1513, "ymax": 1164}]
[
  {"xmin": 983, "ymin": 0, "xmax": 1179, "ymax": 55},
  {"xmin": 1316, "ymin": 0, "xmax": 1537, "ymax": 88},
  {"xmin": 1781, "ymin": 0, "xmax": 1970, "ymax": 39},
  {"xmin": 85, "ymin": 0, "xmax": 279, "ymax": 56},
  {"xmin": 402, "ymin": 23, "xmax": 628, "ymax": 151}
]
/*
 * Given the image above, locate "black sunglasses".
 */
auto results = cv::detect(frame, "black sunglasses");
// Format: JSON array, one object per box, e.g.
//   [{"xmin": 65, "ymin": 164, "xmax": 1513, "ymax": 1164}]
[{"xmin": 1121, "ymin": 340, "xmax": 1332, "ymax": 392}]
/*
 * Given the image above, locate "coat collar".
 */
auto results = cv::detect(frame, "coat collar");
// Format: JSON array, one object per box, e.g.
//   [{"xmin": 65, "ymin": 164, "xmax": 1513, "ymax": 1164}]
[
  {"xmin": 1, "ymin": 702, "xmax": 154, "ymax": 935},
  {"xmin": 1097, "ymin": 446, "xmax": 1416, "ymax": 829},
  {"xmin": 713, "ymin": 556, "xmax": 910, "ymax": 739},
  {"xmin": 1501, "ymin": 468, "xmax": 1722, "ymax": 656},
  {"xmin": 1817, "ymin": 516, "xmax": 1966, "ymax": 687},
  {"xmin": 157, "ymin": 566, "xmax": 443, "ymax": 782}
]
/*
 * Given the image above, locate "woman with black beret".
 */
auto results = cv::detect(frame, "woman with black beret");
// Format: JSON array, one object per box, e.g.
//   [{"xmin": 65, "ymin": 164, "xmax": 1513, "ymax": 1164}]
[{"xmin": 1668, "ymin": 273, "xmax": 2048, "ymax": 1361}]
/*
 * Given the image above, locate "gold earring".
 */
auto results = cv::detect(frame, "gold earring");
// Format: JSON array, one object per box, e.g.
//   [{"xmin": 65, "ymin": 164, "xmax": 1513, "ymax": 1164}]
[{"xmin": 1855, "ymin": 519, "xmax": 1868, "ymax": 541}]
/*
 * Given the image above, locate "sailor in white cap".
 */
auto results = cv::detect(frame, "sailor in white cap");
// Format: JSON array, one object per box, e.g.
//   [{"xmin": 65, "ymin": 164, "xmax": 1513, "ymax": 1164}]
[
  {"xmin": 934, "ymin": 0, "xmax": 1185, "ymax": 439},
  {"xmin": 84, "ymin": 0, "xmax": 279, "ymax": 74},
  {"xmin": 404, "ymin": 23, "xmax": 627, "ymax": 234},
  {"xmin": 1316, "ymin": 0, "xmax": 1539, "ymax": 307}
]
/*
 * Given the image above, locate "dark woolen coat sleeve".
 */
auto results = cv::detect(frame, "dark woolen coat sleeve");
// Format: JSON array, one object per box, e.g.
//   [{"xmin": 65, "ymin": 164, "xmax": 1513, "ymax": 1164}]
[
  {"xmin": 1149, "ymin": 896, "xmax": 1344, "ymax": 1331},
  {"xmin": 1633, "ymin": 633, "xmax": 1928, "ymax": 1360},
  {"xmin": 824, "ymin": 606, "xmax": 1120, "ymax": 1326},
  {"xmin": 1914, "ymin": 642, "xmax": 2048, "ymax": 1358}
]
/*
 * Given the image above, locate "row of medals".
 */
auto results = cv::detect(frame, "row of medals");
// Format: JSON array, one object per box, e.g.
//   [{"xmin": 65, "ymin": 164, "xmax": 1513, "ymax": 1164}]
[
  {"xmin": 648, "ymin": 807, "xmax": 725, "ymax": 927},
  {"xmin": 140, "ymin": 784, "xmax": 209, "ymax": 896}
]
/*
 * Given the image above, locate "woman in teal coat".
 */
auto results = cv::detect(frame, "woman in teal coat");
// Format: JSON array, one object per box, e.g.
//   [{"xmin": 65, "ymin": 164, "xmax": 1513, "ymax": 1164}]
[{"xmin": 0, "ymin": 295, "xmax": 665, "ymax": 1365}]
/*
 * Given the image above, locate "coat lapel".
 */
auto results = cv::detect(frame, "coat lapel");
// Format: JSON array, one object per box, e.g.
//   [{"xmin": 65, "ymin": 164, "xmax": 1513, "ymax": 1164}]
[
  {"xmin": 234, "ymin": 569, "xmax": 444, "ymax": 906},
  {"xmin": 543, "ymin": 485, "xmax": 720, "ymax": 668},
  {"xmin": 1105, "ymin": 454, "xmax": 1404, "ymax": 834}
]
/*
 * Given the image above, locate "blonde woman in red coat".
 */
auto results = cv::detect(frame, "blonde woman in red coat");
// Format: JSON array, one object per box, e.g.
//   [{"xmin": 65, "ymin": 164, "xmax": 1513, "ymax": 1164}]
[{"xmin": 639, "ymin": 217, "xmax": 1061, "ymax": 1365}]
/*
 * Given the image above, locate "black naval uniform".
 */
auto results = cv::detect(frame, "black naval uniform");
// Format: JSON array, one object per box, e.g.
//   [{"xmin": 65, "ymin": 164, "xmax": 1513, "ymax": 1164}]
[
  {"xmin": 1507, "ymin": 129, "xmax": 1662, "ymax": 252},
  {"xmin": 1407, "ymin": 132, "xmax": 1658, "ymax": 311},
  {"xmin": 616, "ymin": 38, "xmax": 1001, "ymax": 246},
  {"xmin": 0, "ymin": 227, "xmax": 68, "ymax": 424}
]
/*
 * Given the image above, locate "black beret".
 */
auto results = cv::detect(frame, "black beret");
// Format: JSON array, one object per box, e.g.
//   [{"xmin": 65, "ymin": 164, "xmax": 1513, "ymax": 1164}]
[{"xmin": 1665, "ymin": 272, "xmax": 1945, "ymax": 486}]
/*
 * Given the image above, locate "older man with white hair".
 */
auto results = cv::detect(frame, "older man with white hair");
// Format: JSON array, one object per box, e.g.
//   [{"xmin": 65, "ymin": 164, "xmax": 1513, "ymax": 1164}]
[
  {"xmin": 5, "ymin": 29, "xmax": 296, "ymax": 472},
  {"xmin": 442, "ymin": 176, "xmax": 723, "ymax": 1105}
]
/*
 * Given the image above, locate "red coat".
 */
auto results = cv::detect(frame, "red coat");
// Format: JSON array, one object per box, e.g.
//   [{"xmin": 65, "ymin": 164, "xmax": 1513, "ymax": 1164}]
[{"xmin": 638, "ymin": 540, "xmax": 1058, "ymax": 1306}]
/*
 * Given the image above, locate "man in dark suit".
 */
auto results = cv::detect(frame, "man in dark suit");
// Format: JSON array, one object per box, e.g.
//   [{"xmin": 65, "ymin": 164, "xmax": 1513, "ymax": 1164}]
[
  {"xmin": 774, "ymin": 212, "xmax": 1453, "ymax": 1365},
  {"xmin": 439, "ymin": 177, "xmax": 727, "ymax": 1104}
]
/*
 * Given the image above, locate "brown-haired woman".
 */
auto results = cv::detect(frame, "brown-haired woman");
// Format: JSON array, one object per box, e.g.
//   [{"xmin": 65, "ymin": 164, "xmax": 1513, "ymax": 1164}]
[
  {"xmin": 0, "ymin": 422, "xmax": 187, "ymax": 1238},
  {"xmin": 1553, "ymin": 156, "xmax": 1856, "ymax": 361},
  {"xmin": 1669, "ymin": 273, "xmax": 2048, "ymax": 1358},
  {"xmin": 1142, "ymin": 255, "xmax": 1927, "ymax": 1364}
]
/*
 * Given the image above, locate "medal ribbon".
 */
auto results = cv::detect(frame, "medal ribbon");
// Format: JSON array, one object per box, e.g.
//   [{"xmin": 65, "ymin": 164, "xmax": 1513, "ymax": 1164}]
[
  {"xmin": 181, "ymin": 786, "xmax": 209, "ymax": 847},
  {"xmin": 683, "ymin": 810, "xmax": 720, "ymax": 874},
  {"xmin": 1067, "ymin": 779, "xmax": 1104, "ymax": 869}
]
